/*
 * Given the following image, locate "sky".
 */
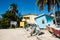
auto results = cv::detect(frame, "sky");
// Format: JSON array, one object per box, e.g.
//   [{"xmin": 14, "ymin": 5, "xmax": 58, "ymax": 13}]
[
  {"xmin": 0, "ymin": 0, "xmax": 59, "ymax": 16},
  {"xmin": 0, "ymin": 0, "xmax": 48, "ymax": 15}
]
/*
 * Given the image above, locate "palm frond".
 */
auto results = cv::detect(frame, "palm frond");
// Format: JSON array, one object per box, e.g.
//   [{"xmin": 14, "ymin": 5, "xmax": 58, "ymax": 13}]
[
  {"xmin": 56, "ymin": 0, "xmax": 60, "ymax": 10},
  {"xmin": 37, "ymin": 0, "xmax": 42, "ymax": 6}
]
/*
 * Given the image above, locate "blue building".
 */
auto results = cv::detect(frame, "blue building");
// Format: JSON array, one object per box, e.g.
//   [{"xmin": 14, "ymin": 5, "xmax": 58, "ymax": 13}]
[{"xmin": 35, "ymin": 14, "xmax": 54, "ymax": 28}]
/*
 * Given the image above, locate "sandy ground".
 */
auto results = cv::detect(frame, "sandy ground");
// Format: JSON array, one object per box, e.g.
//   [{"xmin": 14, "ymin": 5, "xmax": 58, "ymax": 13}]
[{"xmin": 0, "ymin": 28, "xmax": 60, "ymax": 40}]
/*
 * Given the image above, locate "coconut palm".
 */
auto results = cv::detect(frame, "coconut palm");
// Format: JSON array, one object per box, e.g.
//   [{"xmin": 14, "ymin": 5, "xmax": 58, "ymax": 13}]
[
  {"xmin": 10, "ymin": 3, "xmax": 19, "ymax": 21},
  {"xmin": 37, "ymin": 0, "xmax": 60, "ymax": 25},
  {"xmin": 10, "ymin": 3, "xmax": 18, "ymax": 14},
  {"xmin": 37, "ymin": 0, "xmax": 60, "ymax": 12}
]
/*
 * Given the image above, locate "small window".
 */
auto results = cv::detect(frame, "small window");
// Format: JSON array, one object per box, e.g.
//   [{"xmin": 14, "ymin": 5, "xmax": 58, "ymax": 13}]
[
  {"xmin": 27, "ymin": 17, "xmax": 30, "ymax": 19},
  {"xmin": 42, "ymin": 19, "xmax": 45, "ymax": 24},
  {"xmin": 53, "ymin": 20, "xmax": 55, "ymax": 24},
  {"xmin": 24, "ymin": 17, "xmax": 30, "ymax": 20}
]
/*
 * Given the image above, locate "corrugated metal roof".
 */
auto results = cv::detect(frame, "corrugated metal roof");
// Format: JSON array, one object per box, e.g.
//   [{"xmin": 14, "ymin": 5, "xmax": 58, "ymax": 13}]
[{"xmin": 35, "ymin": 14, "xmax": 53, "ymax": 19}]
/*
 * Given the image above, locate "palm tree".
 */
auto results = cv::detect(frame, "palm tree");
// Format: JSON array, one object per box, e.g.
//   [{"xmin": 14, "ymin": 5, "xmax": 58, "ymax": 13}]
[
  {"xmin": 10, "ymin": 3, "xmax": 19, "ymax": 20},
  {"xmin": 10, "ymin": 3, "xmax": 18, "ymax": 14},
  {"xmin": 10, "ymin": 3, "xmax": 23, "ymax": 27},
  {"xmin": 37, "ymin": 0, "xmax": 60, "ymax": 12},
  {"xmin": 37, "ymin": 0, "xmax": 60, "ymax": 25}
]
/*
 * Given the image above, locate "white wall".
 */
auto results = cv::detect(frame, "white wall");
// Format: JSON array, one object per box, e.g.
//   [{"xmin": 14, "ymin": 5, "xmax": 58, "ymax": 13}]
[
  {"xmin": 27, "ymin": 15, "xmax": 37, "ymax": 24},
  {"xmin": 22, "ymin": 15, "xmax": 37, "ymax": 24}
]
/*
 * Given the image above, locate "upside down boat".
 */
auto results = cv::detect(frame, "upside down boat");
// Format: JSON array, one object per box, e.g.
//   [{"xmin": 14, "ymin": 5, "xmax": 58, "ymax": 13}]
[{"xmin": 47, "ymin": 25, "xmax": 60, "ymax": 37}]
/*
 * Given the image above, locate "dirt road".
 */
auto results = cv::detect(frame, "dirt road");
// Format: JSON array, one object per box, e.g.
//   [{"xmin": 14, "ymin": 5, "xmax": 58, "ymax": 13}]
[{"xmin": 0, "ymin": 28, "xmax": 60, "ymax": 40}]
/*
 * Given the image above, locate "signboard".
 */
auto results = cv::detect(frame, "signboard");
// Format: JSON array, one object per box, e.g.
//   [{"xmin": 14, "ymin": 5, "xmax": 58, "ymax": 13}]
[{"xmin": 20, "ymin": 21, "xmax": 25, "ymax": 28}]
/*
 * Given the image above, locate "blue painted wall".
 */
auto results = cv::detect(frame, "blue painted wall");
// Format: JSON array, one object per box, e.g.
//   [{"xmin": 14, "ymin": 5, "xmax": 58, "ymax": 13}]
[
  {"xmin": 36, "ymin": 15, "xmax": 53, "ymax": 28},
  {"xmin": 46, "ymin": 16, "xmax": 53, "ymax": 25}
]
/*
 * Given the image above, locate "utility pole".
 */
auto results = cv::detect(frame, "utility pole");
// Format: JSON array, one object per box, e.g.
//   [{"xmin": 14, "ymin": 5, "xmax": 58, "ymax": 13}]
[{"xmin": 53, "ymin": 7, "xmax": 57, "ymax": 25}]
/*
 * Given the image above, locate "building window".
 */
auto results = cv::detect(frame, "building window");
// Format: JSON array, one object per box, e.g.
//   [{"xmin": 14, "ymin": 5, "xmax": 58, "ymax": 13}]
[
  {"xmin": 42, "ymin": 19, "xmax": 45, "ymax": 24},
  {"xmin": 57, "ymin": 19, "xmax": 60, "ymax": 25},
  {"xmin": 53, "ymin": 20, "xmax": 55, "ymax": 24},
  {"xmin": 24, "ymin": 17, "xmax": 30, "ymax": 20}
]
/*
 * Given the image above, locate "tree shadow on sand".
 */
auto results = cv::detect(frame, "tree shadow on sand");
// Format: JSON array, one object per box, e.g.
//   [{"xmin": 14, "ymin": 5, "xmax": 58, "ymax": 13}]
[
  {"xmin": 38, "ymin": 32, "xmax": 44, "ymax": 35},
  {"xmin": 27, "ymin": 32, "xmax": 44, "ymax": 38}
]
